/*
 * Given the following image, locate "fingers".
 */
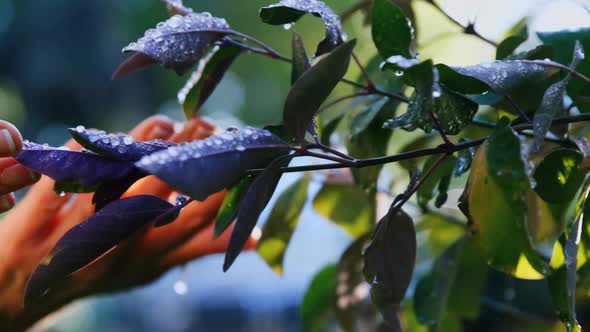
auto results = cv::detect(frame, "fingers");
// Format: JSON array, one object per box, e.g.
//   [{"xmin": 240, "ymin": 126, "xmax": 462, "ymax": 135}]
[
  {"xmin": 128, "ymin": 115, "xmax": 174, "ymax": 141},
  {"xmin": 0, "ymin": 159, "xmax": 41, "ymax": 195},
  {"xmin": 0, "ymin": 120, "xmax": 23, "ymax": 157},
  {"xmin": 159, "ymin": 223, "xmax": 259, "ymax": 270}
]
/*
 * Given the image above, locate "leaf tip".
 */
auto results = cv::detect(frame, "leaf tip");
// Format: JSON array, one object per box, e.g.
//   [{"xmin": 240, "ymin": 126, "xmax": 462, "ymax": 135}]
[{"xmin": 112, "ymin": 53, "xmax": 156, "ymax": 80}]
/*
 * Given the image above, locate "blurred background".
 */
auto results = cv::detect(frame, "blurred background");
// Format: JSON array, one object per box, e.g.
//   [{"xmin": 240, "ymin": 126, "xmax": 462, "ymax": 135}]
[{"xmin": 0, "ymin": 0, "xmax": 589, "ymax": 331}]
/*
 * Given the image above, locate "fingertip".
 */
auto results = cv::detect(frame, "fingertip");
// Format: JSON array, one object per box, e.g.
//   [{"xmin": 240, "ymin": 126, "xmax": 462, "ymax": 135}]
[
  {"xmin": 129, "ymin": 115, "xmax": 175, "ymax": 141},
  {"xmin": 0, "ymin": 120, "xmax": 23, "ymax": 157}
]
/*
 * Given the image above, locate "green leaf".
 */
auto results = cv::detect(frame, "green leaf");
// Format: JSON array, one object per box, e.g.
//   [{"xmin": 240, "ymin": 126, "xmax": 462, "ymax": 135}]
[
  {"xmin": 283, "ymin": 40, "xmax": 356, "ymax": 144},
  {"xmin": 300, "ymin": 264, "xmax": 338, "ymax": 332},
  {"xmin": 291, "ymin": 32, "xmax": 311, "ymax": 85},
  {"xmin": 259, "ymin": 0, "xmax": 342, "ymax": 55},
  {"xmin": 414, "ymin": 237, "xmax": 487, "ymax": 332},
  {"xmin": 538, "ymin": 27, "xmax": 590, "ymax": 97},
  {"xmin": 533, "ymin": 41, "xmax": 584, "ymax": 151},
  {"xmin": 313, "ymin": 183, "xmax": 374, "ymax": 238},
  {"xmin": 453, "ymin": 145, "xmax": 474, "ymax": 177},
  {"xmin": 215, "ymin": 176, "xmax": 252, "ymax": 237},
  {"xmin": 256, "ymin": 174, "xmax": 310, "ymax": 275},
  {"xmin": 179, "ymin": 41, "xmax": 243, "ymax": 119},
  {"xmin": 363, "ymin": 206, "xmax": 416, "ymax": 326},
  {"xmin": 496, "ymin": 19, "xmax": 528, "ymax": 60},
  {"xmin": 416, "ymin": 155, "xmax": 457, "ymax": 208},
  {"xmin": 398, "ymin": 134, "xmax": 437, "ymax": 171},
  {"xmin": 347, "ymin": 97, "xmax": 398, "ymax": 191},
  {"xmin": 548, "ymin": 183, "xmax": 590, "ymax": 332},
  {"xmin": 466, "ymin": 117, "xmax": 546, "ymax": 277},
  {"xmin": 533, "ymin": 149, "xmax": 587, "ymax": 204},
  {"xmin": 371, "ymin": 0, "xmax": 414, "ymax": 59}
]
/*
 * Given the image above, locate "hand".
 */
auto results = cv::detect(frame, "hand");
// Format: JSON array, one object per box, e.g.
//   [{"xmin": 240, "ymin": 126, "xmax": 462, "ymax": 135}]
[
  {"xmin": 0, "ymin": 120, "xmax": 40, "ymax": 212},
  {"xmin": 0, "ymin": 116, "xmax": 257, "ymax": 331}
]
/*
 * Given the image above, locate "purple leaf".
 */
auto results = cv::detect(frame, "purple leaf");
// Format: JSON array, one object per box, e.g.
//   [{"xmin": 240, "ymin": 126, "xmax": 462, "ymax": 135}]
[
  {"xmin": 223, "ymin": 157, "xmax": 288, "ymax": 271},
  {"xmin": 92, "ymin": 169, "xmax": 148, "ymax": 211},
  {"xmin": 15, "ymin": 142, "xmax": 136, "ymax": 187},
  {"xmin": 24, "ymin": 196, "xmax": 175, "ymax": 306},
  {"xmin": 69, "ymin": 126, "xmax": 175, "ymax": 161},
  {"xmin": 136, "ymin": 127, "xmax": 290, "ymax": 201},
  {"xmin": 178, "ymin": 39, "xmax": 244, "ymax": 119},
  {"xmin": 113, "ymin": 12, "xmax": 232, "ymax": 78}
]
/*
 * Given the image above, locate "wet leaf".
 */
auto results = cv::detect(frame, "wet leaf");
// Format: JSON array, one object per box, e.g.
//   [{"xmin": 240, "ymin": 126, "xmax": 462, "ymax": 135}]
[
  {"xmin": 283, "ymin": 40, "xmax": 355, "ymax": 144},
  {"xmin": 453, "ymin": 145, "xmax": 474, "ymax": 177},
  {"xmin": 371, "ymin": 0, "xmax": 414, "ymax": 59},
  {"xmin": 466, "ymin": 118, "xmax": 545, "ymax": 276},
  {"xmin": 313, "ymin": 183, "xmax": 374, "ymax": 238},
  {"xmin": 533, "ymin": 41, "xmax": 584, "ymax": 151},
  {"xmin": 92, "ymin": 169, "xmax": 148, "ymax": 211},
  {"xmin": 437, "ymin": 60, "xmax": 556, "ymax": 95},
  {"xmin": 363, "ymin": 206, "xmax": 416, "ymax": 326},
  {"xmin": 113, "ymin": 12, "xmax": 232, "ymax": 78},
  {"xmin": 291, "ymin": 31, "xmax": 311, "ymax": 84},
  {"xmin": 301, "ymin": 264, "xmax": 338, "ymax": 332},
  {"xmin": 178, "ymin": 40, "xmax": 244, "ymax": 119},
  {"xmin": 15, "ymin": 142, "xmax": 136, "ymax": 188},
  {"xmin": 69, "ymin": 127, "xmax": 175, "ymax": 161},
  {"xmin": 24, "ymin": 196, "xmax": 175, "ymax": 306},
  {"xmin": 533, "ymin": 149, "xmax": 587, "ymax": 204},
  {"xmin": 414, "ymin": 237, "xmax": 486, "ymax": 331},
  {"xmin": 214, "ymin": 176, "xmax": 253, "ymax": 237},
  {"xmin": 259, "ymin": 0, "xmax": 342, "ymax": 55},
  {"xmin": 136, "ymin": 127, "xmax": 290, "ymax": 201},
  {"xmin": 223, "ymin": 158, "xmax": 288, "ymax": 271},
  {"xmin": 257, "ymin": 174, "xmax": 310, "ymax": 275}
]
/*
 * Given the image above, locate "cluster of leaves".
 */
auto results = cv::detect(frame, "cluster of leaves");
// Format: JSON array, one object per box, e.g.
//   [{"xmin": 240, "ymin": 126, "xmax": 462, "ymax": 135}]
[{"xmin": 14, "ymin": 0, "xmax": 590, "ymax": 331}]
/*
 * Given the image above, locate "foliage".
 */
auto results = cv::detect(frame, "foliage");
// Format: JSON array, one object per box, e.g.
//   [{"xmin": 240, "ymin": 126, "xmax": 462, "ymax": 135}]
[{"xmin": 13, "ymin": 0, "xmax": 590, "ymax": 330}]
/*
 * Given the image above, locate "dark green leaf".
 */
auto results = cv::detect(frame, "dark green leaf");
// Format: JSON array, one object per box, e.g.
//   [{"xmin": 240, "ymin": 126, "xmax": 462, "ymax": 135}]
[
  {"xmin": 283, "ymin": 40, "xmax": 356, "ymax": 144},
  {"xmin": 300, "ymin": 264, "xmax": 338, "ymax": 332},
  {"xmin": 259, "ymin": 0, "xmax": 342, "ymax": 55},
  {"xmin": 496, "ymin": 19, "xmax": 528, "ymax": 60},
  {"xmin": 319, "ymin": 113, "xmax": 344, "ymax": 146},
  {"xmin": 347, "ymin": 97, "xmax": 397, "ymax": 191},
  {"xmin": 113, "ymin": 12, "xmax": 232, "ymax": 78},
  {"xmin": 414, "ymin": 237, "xmax": 486, "ymax": 331},
  {"xmin": 453, "ymin": 145, "xmax": 474, "ymax": 177},
  {"xmin": 371, "ymin": 0, "xmax": 414, "ymax": 59},
  {"xmin": 179, "ymin": 40, "xmax": 244, "ymax": 119},
  {"xmin": 313, "ymin": 183, "xmax": 374, "ymax": 238},
  {"xmin": 466, "ymin": 118, "xmax": 545, "ymax": 277},
  {"xmin": 291, "ymin": 31, "xmax": 311, "ymax": 84},
  {"xmin": 363, "ymin": 207, "xmax": 416, "ymax": 326},
  {"xmin": 223, "ymin": 157, "xmax": 288, "ymax": 271},
  {"xmin": 257, "ymin": 174, "xmax": 310, "ymax": 275},
  {"xmin": 417, "ymin": 155, "xmax": 457, "ymax": 208},
  {"xmin": 214, "ymin": 176, "xmax": 253, "ymax": 237},
  {"xmin": 533, "ymin": 149, "xmax": 587, "ymax": 204}
]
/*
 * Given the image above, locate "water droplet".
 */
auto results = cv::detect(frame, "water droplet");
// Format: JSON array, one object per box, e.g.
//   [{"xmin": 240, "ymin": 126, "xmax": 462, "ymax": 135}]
[
  {"xmin": 394, "ymin": 70, "xmax": 404, "ymax": 77},
  {"xmin": 283, "ymin": 23, "xmax": 293, "ymax": 30},
  {"xmin": 123, "ymin": 136, "xmax": 134, "ymax": 145},
  {"xmin": 101, "ymin": 137, "xmax": 109, "ymax": 144},
  {"xmin": 75, "ymin": 125, "xmax": 85, "ymax": 133},
  {"xmin": 59, "ymin": 191, "xmax": 66, "ymax": 197},
  {"xmin": 117, "ymin": 146, "xmax": 127, "ymax": 154},
  {"xmin": 173, "ymin": 280, "xmax": 188, "ymax": 295},
  {"xmin": 236, "ymin": 145, "xmax": 246, "ymax": 152},
  {"xmin": 176, "ymin": 195, "xmax": 187, "ymax": 206}
]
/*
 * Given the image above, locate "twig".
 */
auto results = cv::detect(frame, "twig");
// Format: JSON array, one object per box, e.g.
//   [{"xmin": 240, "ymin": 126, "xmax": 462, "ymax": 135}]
[
  {"xmin": 305, "ymin": 143, "xmax": 355, "ymax": 160},
  {"xmin": 352, "ymin": 52, "xmax": 376, "ymax": 89},
  {"xmin": 426, "ymin": 0, "xmax": 498, "ymax": 47},
  {"xmin": 471, "ymin": 119, "xmax": 575, "ymax": 146},
  {"xmin": 429, "ymin": 111, "xmax": 453, "ymax": 146},
  {"xmin": 521, "ymin": 59, "xmax": 590, "ymax": 85},
  {"xmin": 504, "ymin": 94, "xmax": 531, "ymax": 123},
  {"xmin": 317, "ymin": 91, "xmax": 371, "ymax": 113},
  {"xmin": 245, "ymin": 113, "xmax": 590, "ymax": 174}
]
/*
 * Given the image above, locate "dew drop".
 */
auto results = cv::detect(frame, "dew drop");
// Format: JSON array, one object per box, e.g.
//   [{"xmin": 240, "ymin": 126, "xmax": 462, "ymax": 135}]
[
  {"xmin": 117, "ymin": 146, "xmax": 127, "ymax": 154},
  {"xmin": 394, "ymin": 70, "xmax": 404, "ymax": 77},
  {"xmin": 59, "ymin": 191, "xmax": 66, "ymax": 197},
  {"xmin": 123, "ymin": 136, "xmax": 134, "ymax": 145},
  {"xmin": 283, "ymin": 23, "xmax": 293, "ymax": 30},
  {"xmin": 101, "ymin": 137, "xmax": 110, "ymax": 144},
  {"xmin": 236, "ymin": 145, "xmax": 246, "ymax": 152},
  {"xmin": 75, "ymin": 125, "xmax": 85, "ymax": 133},
  {"xmin": 173, "ymin": 280, "xmax": 188, "ymax": 295}
]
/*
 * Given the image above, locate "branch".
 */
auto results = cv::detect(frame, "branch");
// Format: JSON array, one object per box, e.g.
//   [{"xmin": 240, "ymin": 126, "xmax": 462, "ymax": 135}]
[
  {"xmin": 246, "ymin": 113, "xmax": 590, "ymax": 174},
  {"xmin": 425, "ymin": 0, "xmax": 498, "ymax": 47},
  {"xmin": 352, "ymin": 52, "xmax": 376, "ymax": 89}
]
